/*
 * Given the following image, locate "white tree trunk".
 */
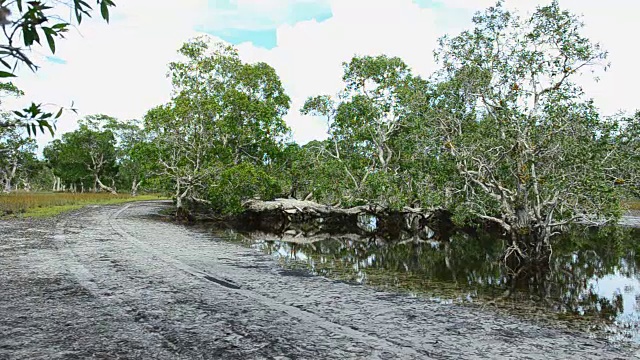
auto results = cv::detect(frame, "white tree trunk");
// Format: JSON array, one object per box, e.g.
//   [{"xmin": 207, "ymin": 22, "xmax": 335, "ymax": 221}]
[
  {"xmin": 95, "ymin": 176, "xmax": 117, "ymax": 194},
  {"xmin": 131, "ymin": 178, "xmax": 143, "ymax": 196},
  {"xmin": 3, "ymin": 176, "xmax": 11, "ymax": 192},
  {"xmin": 2, "ymin": 161, "xmax": 17, "ymax": 192}
]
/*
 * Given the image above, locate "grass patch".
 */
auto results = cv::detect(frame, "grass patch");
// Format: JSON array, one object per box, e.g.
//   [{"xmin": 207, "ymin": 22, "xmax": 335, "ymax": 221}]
[
  {"xmin": 0, "ymin": 192, "xmax": 169, "ymax": 219},
  {"xmin": 624, "ymin": 199, "xmax": 640, "ymax": 211}
]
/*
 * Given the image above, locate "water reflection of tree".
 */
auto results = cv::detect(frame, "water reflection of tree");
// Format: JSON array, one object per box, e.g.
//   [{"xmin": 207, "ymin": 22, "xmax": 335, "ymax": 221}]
[
  {"xmin": 243, "ymin": 226, "xmax": 640, "ymax": 323},
  {"xmin": 525, "ymin": 226, "xmax": 640, "ymax": 320}
]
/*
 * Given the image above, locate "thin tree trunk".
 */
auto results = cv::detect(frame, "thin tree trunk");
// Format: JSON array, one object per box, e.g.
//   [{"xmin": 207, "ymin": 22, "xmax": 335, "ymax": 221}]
[
  {"xmin": 131, "ymin": 177, "xmax": 143, "ymax": 197},
  {"xmin": 3, "ymin": 161, "xmax": 17, "ymax": 192},
  {"xmin": 3, "ymin": 177, "xmax": 11, "ymax": 192},
  {"xmin": 22, "ymin": 179, "xmax": 31, "ymax": 192},
  {"xmin": 52, "ymin": 176, "xmax": 62, "ymax": 192},
  {"xmin": 175, "ymin": 178, "xmax": 182, "ymax": 209}
]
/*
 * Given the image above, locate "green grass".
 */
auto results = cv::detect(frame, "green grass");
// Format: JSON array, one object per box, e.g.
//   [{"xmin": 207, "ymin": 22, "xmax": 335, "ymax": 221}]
[{"xmin": 0, "ymin": 192, "xmax": 169, "ymax": 218}]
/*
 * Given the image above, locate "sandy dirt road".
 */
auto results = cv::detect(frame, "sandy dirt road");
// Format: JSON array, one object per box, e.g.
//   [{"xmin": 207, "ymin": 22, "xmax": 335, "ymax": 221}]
[{"xmin": 0, "ymin": 201, "xmax": 637, "ymax": 359}]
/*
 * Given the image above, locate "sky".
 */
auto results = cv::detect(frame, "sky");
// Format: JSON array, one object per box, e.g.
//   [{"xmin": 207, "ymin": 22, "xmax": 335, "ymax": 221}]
[{"xmin": 5, "ymin": 0, "xmax": 640, "ymax": 151}]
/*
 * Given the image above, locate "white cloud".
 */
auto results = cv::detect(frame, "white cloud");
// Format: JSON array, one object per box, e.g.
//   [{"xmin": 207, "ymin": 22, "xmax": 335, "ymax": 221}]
[
  {"xmin": 236, "ymin": 0, "xmax": 439, "ymax": 144},
  {"xmin": 4, "ymin": 0, "xmax": 640, "ymax": 152}
]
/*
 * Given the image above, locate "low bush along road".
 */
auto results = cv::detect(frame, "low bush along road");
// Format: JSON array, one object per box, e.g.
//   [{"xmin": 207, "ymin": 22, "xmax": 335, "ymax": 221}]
[{"xmin": 0, "ymin": 201, "xmax": 637, "ymax": 359}]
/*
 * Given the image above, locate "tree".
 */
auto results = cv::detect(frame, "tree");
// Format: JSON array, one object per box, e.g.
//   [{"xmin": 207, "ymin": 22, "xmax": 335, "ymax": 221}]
[
  {"xmin": 145, "ymin": 36, "xmax": 291, "ymax": 214},
  {"xmin": 0, "ymin": 125, "xmax": 36, "ymax": 192},
  {"xmin": 297, "ymin": 96, "xmax": 355, "ymax": 203},
  {"xmin": 277, "ymin": 140, "xmax": 350, "ymax": 205},
  {"xmin": 208, "ymin": 162, "xmax": 282, "ymax": 214},
  {"xmin": 390, "ymin": 76, "xmax": 461, "ymax": 210},
  {"xmin": 14, "ymin": 150, "xmax": 52, "ymax": 191},
  {"xmin": 0, "ymin": 0, "xmax": 116, "ymax": 134},
  {"xmin": 104, "ymin": 118, "xmax": 148, "ymax": 195},
  {"xmin": 43, "ymin": 115, "xmax": 118, "ymax": 193},
  {"xmin": 144, "ymin": 101, "xmax": 212, "ymax": 210},
  {"xmin": 423, "ymin": 1, "xmax": 622, "ymax": 261},
  {"xmin": 301, "ymin": 55, "xmax": 424, "ymax": 208},
  {"xmin": 337, "ymin": 55, "xmax": 413, "ymax": 173},
  {"xmin": 608, "ymin": 111, "xmax": 640, "ymax": 198}
]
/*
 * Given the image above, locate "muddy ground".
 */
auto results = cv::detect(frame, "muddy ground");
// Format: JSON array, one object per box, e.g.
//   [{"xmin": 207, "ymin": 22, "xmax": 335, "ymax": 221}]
[{"xmin": 1, "ymin": 201, "xmax": 638, "ymax": 359}]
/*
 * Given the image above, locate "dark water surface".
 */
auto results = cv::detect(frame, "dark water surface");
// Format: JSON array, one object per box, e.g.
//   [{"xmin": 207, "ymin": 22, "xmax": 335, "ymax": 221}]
[{"xmin": 201, "ymin": 223, "xmax": 640, "ymax": 342}]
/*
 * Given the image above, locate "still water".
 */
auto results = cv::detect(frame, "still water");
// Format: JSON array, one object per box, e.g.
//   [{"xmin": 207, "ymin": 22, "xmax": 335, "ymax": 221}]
[{"xmin": 209, "ymin": 224, "xmax": 640, "ymax": 342}]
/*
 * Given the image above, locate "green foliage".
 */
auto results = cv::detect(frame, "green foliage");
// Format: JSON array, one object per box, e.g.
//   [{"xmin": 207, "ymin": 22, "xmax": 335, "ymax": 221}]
[
  {"xmin": 208, "ymin": 163, "xmax": 281, "ymax": 214},
  {"xmin": 39, "ymin": 114, "xmax": 157, "ymax": 195},
  {"xmin": 300, "ymin": 55, "xmax": 432, "ymax": 207},
  {"xmin": 0, "ymin": 82, "xmax": 23, "ymax": 97},
  {"xmin": 102, "ymin": 117, "xmax": 152, "ymax": 194},
  {"xmin": 417, "ymin": 0, "xmax": 624, "ymax": 250},
  {"xmin": 285, "ymin": 140, "xmax": 353, "ymax": 205},
  {"xmin": 0, "ymin": 124, "xmax": 39, "ymax": 191},
  {"xmin": 607, "ymin": 111, "xmax": 640, "ymax": 198},
  {"xmin": 145, "ymin": 36, "xmax": 291, "ymax": 209},
  {"xmin": 43, "ymin": 115, "xmax": 119, "ymax": 191}
]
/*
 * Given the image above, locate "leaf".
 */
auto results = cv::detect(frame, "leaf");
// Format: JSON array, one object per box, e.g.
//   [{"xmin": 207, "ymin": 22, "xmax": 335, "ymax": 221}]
[
  {"xmin": 75, "ymin": 0, "xmax": 93, "ymax": 22},
  {"xmin": 43, "ymin": 27, "xmax": 56, "ymax": 53},
  {"xmin": 100, "ymin": 1, "xmax": 110, "ymax": 23},
  {"xmin": 23, "ymin": 25, "xmax": 35, "ymax": 46},
  {"xmin": 0, "ymin": 71, "xmax": 16, "ymax": 78},
  {"xmin": 32, "ymin": 28, "xmax": 41, "ymax": 45},
  {"xmin": 73, "ymin": 0, "xmax": 84, "ymax": 23},
  {"xmin": 0, "ymin": 58, "xmax": 11, "ymax": 69},
  {"xmin": 55, "ymin": 107, "xmax": 63, "ymax": 119}
]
